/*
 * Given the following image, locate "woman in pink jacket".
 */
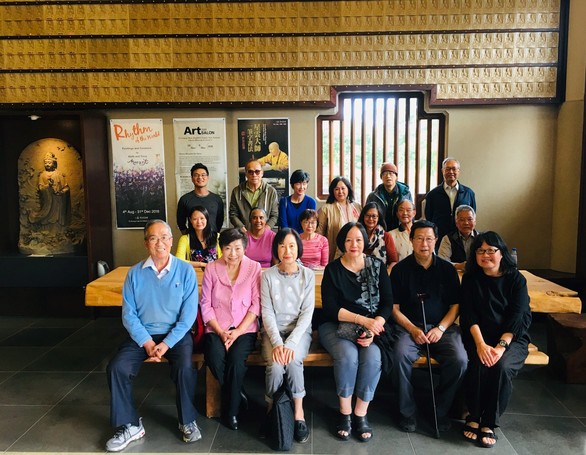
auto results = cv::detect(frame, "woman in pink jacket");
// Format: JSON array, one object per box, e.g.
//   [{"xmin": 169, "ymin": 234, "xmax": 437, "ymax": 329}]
[{"xmin": 200, "ymin": 228, "xmax": 261, "ymax": 431}]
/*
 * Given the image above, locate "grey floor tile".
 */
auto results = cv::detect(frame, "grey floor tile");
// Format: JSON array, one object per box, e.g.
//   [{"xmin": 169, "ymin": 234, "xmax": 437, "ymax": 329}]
[
  {"xmin": 59, "ymin": 325, "xmax": 128, "ymax": 349},
  {"xmin": 23, "ymin": 346, "xmax": 114, "ymax": 372},
  {"xmin": 0, "ymin": 405, "xmax": 52, "ymax": 451},
  {"xmin": 0, "ymin": 346, "xmax": 49, "ymax": 371},
  {"xmin": 0, "ymin": 327, "xmax": 79, "ymax": 347},
  {"xmin": 0, "ymin": 371, "xmax": 87, "ymax": 405},
  {"xmin": 29, "ymin": 318, "xmax": 92, "ymax": 329},
  {"xmin": 7, "ymin": 404, "xmax": 109, "ymax": 452},
  {"xmin": 500, "ymin": 414, "xmax": 586, "ymax": 455},
  {"xmin": 0, "ymin": 317, "xmax": 38, "ymax": 329},
  {"xmin": 545, "ymin": 381, "xmax": 586, "ymax": 418},
  {"xmin": 507, "ymin": 379, "xmax": 573, "ymax": 416}
]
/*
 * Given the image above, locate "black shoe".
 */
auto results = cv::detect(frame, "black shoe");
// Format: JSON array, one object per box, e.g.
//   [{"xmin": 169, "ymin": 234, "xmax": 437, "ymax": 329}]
[
  {"xmin": 239, "ymin": 390, "xmax": 249, "ymax": 411},
  {"xmin": 294, "ymin": 420, "xmax": 309, "ymax": 443},
  {"xmin": 353, "ymin": 414, "xmax": 373, "ymax": 442},
  {"xmin": 223, "ymin": 415, "xmax": 238, "ymax": 430},
  {"xmin": 399, "ymin": 415, "xmax": 417, "ymax": 433}
]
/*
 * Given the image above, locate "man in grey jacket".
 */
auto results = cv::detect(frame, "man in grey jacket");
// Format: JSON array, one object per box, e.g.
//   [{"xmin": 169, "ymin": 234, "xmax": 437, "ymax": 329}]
[{"xmin": 229, "ymin": 159, "xmax": 279, "ymax": 231}]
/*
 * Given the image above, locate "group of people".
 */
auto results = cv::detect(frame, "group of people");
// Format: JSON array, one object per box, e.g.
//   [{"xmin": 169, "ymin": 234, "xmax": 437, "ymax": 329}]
[{"xmin": 105, "ymin": 156, "xmax": 531, "ymax": 451}]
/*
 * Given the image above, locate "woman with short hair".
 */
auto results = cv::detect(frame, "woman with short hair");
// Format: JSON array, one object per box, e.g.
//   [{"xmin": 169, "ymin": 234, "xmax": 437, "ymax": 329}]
[
  {"xmin": 317, "ymin": 176, "xmax": 361, "ymax": 262},
  {"xmin": 200, "ymin": 228, "xmax": 261, "ymax": 431},
  {"xmin": 460, "ymin": 231, "xmax": 532, "ymax": 449},
  {"xmin": 278, "ymin": 169, "xmax": 316, "ymax": 233}
]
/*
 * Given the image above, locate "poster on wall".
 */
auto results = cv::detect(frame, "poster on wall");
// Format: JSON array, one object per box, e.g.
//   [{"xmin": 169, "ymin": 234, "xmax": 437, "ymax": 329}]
[
  {"xmin": 237, "ymin": 118, "xmax": 290, "ymax": 199},
  {"xmin": 110, "ymin": 119, "xmax": 167, "ymax": 229},
  {"xmin": 173, "ymin": 118, "xmax": 228, "ymax": 228}
]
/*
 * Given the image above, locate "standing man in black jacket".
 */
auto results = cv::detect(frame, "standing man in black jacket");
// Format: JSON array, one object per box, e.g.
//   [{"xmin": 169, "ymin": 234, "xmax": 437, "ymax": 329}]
[{"xmin": 424, "ymin": 157, "xmax": 476, "ymax": 244}]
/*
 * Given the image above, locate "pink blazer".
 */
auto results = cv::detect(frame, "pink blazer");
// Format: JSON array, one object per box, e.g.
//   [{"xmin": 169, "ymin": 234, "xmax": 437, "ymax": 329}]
[{"xmin": 200, "ymin": 255, "xmax": 261, "ymax": 334}]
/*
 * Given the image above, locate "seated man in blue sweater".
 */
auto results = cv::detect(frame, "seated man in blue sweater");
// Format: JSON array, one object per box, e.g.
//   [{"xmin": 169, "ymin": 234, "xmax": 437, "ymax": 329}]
[{"xmin": 106, "ymin": 220, "xmax": 199, "ymax": 452}]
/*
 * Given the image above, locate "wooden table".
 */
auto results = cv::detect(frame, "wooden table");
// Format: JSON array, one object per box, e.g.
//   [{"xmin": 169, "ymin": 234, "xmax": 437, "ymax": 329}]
[{"xmin": 85, "ymin": 267, "xmax": 580, "ymax": 314}]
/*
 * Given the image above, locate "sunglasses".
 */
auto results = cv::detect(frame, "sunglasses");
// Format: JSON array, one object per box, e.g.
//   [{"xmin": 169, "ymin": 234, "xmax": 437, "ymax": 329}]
[{"xmin": 246, "ymin": 169, "xmax": 262, "ymax": 175}]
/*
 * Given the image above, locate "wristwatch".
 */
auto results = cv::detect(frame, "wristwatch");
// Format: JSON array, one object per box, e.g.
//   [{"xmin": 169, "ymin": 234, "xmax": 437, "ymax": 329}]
[
  {"xmin": 437, "ymin": 325, "xmax": 446, "ymax": 333},
  {"xmin": 498, "ymin": 339, "xmax": 509, "ymax": 350}
]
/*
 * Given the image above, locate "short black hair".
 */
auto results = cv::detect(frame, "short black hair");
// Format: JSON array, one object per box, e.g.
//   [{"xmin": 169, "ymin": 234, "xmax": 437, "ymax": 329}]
[
  {"xmin": 299, "ymin": 209, "xmax": 319, "ymax": 227},
  {"xmin": 358, "ymin": 202, "xmax": 386, "ymax": 230},
  {"xmin": 409, "ymin": 220, "xmax": 438, "ymax": 240},
  {"xmin": 326, "ymin": 176, "xmax": 355, "ymax": 204},
  {"xmin": 218, "ymin": 228, "xmax": 248, "ymax": 249},
  {"xmin": 465, "ymin": 231, "xmax": 517, "ymax": 276},
  {"xmin": 336, "ymin": 222, "xmax": 369, "ymax": 253},
  {"xmin": 272, "ymin": 228, "xmax": 303, "ymax": 260},
  {"xmin": 290, "ymin": 169, "xmax": 310, "ymax": 186},
  {"xmin": 190, "ymin": 163, "xmax": 209, "ymax": 176}
]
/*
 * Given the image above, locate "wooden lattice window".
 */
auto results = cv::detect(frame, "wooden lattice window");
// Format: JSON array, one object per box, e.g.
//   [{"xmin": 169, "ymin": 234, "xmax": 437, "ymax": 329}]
[{"xmin": 317, "ymin": 91, "xmax": 447, "ymax": 209}]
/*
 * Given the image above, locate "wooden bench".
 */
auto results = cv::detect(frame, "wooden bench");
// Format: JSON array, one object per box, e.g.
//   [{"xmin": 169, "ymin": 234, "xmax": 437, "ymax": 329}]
[{"xmin": 86, "ymin": 267, "xmax": 577, "ymax": 417}]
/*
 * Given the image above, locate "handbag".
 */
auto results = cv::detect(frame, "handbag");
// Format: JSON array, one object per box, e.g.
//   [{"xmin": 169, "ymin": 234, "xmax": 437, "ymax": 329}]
[
  {"xmin": 336, "ymin": 322, "xmax": 372, "ymax": 342},
  {"xmin": 268, "ymin": 375, "xmax": 295, "ymax": 451}
]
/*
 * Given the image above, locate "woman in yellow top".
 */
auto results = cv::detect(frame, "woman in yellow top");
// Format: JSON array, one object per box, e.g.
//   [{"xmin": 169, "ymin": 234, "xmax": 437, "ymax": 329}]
[{"xmin": 176, "ymin": 206, "xmax": 220, "ymax": 270}]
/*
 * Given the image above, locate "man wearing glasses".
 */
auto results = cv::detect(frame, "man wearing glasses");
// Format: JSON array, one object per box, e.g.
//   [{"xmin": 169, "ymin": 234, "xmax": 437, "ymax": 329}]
[
  {"xmin": 389, "ymin": 220, "xmax": 467, "ymax": 434},
  {"xmin": 176, "ymin": 163, "xmax": 225, "ymax": 234},
  {"xmin": 229, "ymin": 159, "xmax": 279, "ymax": 231},
  {"xmin": 424, "ymin": 157, "xmax": 476, "ymax": 242},
  {"xmin": 106, "ymin": 220, "xmax": 200, "ymax": 451}
]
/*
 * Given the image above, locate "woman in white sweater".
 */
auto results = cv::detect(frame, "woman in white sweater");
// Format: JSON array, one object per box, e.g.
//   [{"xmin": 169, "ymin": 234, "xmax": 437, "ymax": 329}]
[{"xmin": 260, "ymin": 228, "xmax": 315, "ymax": 444}]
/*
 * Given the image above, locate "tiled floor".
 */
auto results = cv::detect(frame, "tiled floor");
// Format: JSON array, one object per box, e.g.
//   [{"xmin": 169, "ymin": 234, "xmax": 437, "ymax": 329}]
[{"xmin": 0, "ymin": 315, "xmax": 584, "ymax": 454}]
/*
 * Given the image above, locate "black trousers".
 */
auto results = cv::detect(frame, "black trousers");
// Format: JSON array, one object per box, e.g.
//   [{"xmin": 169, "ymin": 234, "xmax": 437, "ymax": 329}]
[
  {"xmin": 464, "ymin": 340, "xmax": 528, "ymax": 428},
  {"xmin": 204, "ymin": 332, "xmax": 256, "ymax": 416}
]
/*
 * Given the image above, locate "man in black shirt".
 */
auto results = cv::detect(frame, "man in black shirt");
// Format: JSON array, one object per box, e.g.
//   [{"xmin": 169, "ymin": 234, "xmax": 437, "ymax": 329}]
[
  {"xmin": 176, "ymin": 163, "xmax": 224, "ymax": 234},
  {"xmin": 390, "ymin": 220, "xmax": 467, "ymax": 434}
]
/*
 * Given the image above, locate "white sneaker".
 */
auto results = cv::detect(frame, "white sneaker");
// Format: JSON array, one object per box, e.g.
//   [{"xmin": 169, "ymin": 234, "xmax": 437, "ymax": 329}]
[
  {"xmin": 106, "ymin": 418, "xmax": 145, "ymax": 452},
  {"xmin": 179, "ymin": 420, "xmax": 202, "ymax": 443}
]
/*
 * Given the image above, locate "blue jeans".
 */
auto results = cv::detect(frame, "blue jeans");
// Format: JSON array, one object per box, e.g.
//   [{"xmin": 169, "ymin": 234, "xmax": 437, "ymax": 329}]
[
  {"xmin": 107, "ymin": 332, "xmax": 197, "ymax": 428},
  {"xmin": 318, "ymin": 322, "xmax": 382, "ymax": 402}
]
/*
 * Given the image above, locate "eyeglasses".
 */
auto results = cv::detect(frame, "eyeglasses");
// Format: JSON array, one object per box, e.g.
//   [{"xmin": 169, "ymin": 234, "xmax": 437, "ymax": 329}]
[
  {"xmin": 302, "ymin": 220, "xmax": 317, "ymax": 225},
  {"xmin": 476, "ymin": 247, "xmax": 499, "ymax": 255},
  {"xmin": 381, "ymin": 171, "xmax": 397, "ymax": 177},
  {"xmin": 443, "ymin": 166, "xmax": 460, "ymax": 172},
  {"xmin": 412, "ymin": 236, "xmax": 436, "ymax": 243},
  {"xmin": 364, "ymin": 214, "xmax": 379, "ymax": 219},
  {"xmin": 146, "ymin": 235, "xmax": 172, "ymax": 244},
  {"xmin": 192, "ymin": 173, "xmax": 208, "ymax": 178},
  {"xmin": 246, "ymin": 169, "xmax": 262, "ymax": 175}
]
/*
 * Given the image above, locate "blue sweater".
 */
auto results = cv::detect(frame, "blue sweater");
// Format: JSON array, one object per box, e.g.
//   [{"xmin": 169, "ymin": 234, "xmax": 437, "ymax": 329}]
[
  {"xmin": 278, "ymin": 195, "xmax": 317, "ymax": 233},
  {"xmin": 122, "ymin": 255, "xmax": 198, "ymax": 349}
]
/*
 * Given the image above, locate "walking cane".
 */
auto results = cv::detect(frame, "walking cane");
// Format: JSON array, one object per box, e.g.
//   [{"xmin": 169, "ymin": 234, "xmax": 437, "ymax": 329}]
[{"xmin": 417, "ymin": 292, "xmax": 440, "ymax": 439}]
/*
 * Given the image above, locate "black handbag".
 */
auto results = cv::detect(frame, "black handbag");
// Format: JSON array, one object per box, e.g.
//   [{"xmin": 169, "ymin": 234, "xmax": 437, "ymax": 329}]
[
  {"xmin": 336, "ymin": 322, "xmax": 373, "ymax": 342},
  {"xmin": 268, "ymin": 376, "xmax": 295, "ymax": 451}
]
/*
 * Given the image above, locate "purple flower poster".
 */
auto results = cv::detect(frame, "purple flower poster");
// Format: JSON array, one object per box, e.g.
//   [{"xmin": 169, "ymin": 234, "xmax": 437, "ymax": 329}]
[{"xmin": 110, "ymin": 119, "xmax": 167, "ymax": 229}]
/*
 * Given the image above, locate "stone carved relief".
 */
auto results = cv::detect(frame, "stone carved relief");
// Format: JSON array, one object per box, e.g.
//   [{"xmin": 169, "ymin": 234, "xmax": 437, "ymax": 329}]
[{"xmin": 18, "ymin": 138, "xmax": 85, "ymax": 255}]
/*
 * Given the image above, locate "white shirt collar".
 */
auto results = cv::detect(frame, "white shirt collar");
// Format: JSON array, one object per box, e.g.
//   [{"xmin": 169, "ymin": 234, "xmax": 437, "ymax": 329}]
[{"xmin": 142, "ymin": 255, "xmax": 173, "ymax": 278}]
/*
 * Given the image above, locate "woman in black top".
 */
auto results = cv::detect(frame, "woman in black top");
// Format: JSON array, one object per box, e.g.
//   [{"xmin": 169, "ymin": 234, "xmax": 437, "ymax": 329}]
[
  {"xmin": 460, "ymin": 231, "xmax": 531, "ymax": 448},
  {"xmin": 318, "ymin": 222, "xmax": 393, "ymax": 442}
]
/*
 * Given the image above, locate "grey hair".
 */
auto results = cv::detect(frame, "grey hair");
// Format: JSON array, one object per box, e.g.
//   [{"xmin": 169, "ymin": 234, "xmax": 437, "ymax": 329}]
[
  {"xmin": 442, "ymin": 157, "xmax": 460, "ymax": 168},
  {"xmin": 144, "ymin": 219, "xmax": 172, "ymax": 239},
  {"xmin": 455, "ymin": 204, "xmax": 476, "ymax": 219}
]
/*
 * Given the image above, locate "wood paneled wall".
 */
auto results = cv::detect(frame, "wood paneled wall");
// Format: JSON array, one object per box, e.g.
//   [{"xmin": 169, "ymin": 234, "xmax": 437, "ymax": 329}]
[{"xmin": 0, "ymin": 0, "xmax": 567, "ymax": 107}]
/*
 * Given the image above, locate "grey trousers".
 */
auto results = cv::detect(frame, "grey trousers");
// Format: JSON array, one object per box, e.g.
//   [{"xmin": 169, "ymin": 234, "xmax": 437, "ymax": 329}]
[{"xmin": 261, "ymin": 330, "xmax": 312, "ymax": 403}]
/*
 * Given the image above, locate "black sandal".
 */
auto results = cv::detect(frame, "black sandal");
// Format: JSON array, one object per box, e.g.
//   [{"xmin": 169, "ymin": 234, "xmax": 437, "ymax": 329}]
[
  {"xmin": 353, "ymin": 414, "xmax": 373, "ymax": 442},
  {"xmin": 336, "ymin": 413, "xmax": 352, "ymax": 441},
  {"xmin": 462, "ymin": 417, "xmax": 479, "ymax": 442},
  {"xmin": 478, "ymin": 428, "xmax": 498, "ymax": 448}
]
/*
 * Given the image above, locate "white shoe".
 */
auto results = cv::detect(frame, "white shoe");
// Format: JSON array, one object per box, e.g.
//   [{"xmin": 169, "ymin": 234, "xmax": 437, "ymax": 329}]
[
  {"xmin": 106, "ymin": 418, "xmax": 145, "ymax": 452},
  {"xmin": 179, "ymin": 420, "xmax": 202, "ymax": 443}
]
